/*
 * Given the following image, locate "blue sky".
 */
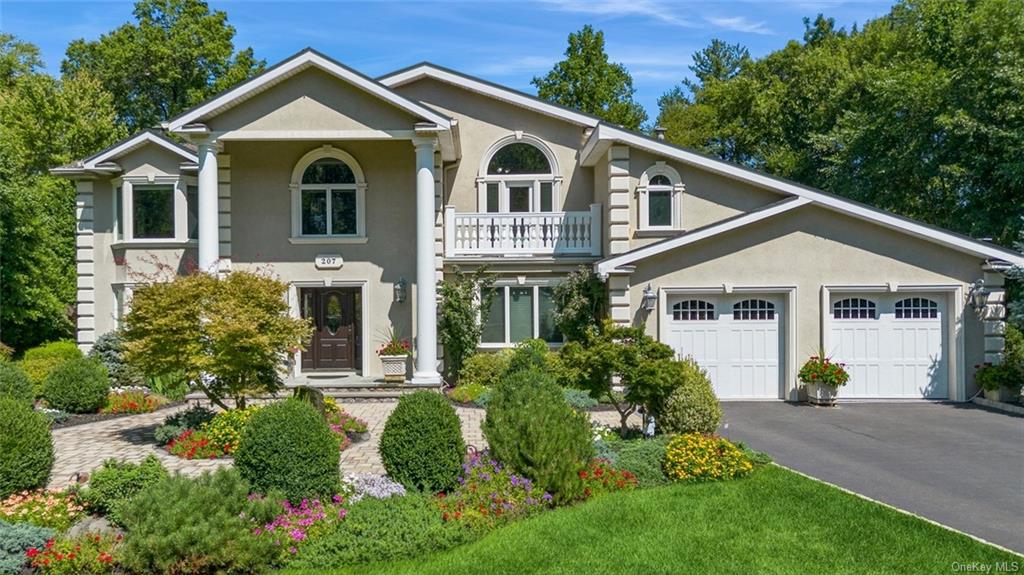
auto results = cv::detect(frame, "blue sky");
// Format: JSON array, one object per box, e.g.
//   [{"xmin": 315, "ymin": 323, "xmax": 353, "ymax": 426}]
[{"xmin": 1, "ymin": 0, "xmax": 893, "ymax": 118}]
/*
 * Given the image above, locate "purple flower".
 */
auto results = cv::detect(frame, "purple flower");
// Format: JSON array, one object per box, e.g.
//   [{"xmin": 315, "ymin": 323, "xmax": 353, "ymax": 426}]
[
  {"xmin": 288, "ymin": 546, "xmax": 297, "ymax": 555},
  {"xmin": 542, "ymin": 493, "xmax": 553, "ymax": 502},
  {"xmin": 290, "ymin": 529, "xmax": 306, "ymax": 541}
]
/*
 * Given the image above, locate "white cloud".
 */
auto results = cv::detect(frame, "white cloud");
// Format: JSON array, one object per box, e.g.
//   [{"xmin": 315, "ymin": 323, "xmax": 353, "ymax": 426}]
[
  {"xmin": 540, "ymin": 0, "xmax": 696, "ymax": 28},
  {"xmin": 470, "ymin": 56, "xmax": 555, "ymax": 76},
  {"xmin": 704, "ymin": 15, "xmax": 772, "ymax": 34}
]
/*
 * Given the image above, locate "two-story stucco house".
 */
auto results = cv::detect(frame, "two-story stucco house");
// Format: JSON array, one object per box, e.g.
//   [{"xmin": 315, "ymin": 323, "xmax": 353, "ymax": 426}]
[{"xmin": 53, "ymin": 48, "xmax": 1023, "ymax": 401}]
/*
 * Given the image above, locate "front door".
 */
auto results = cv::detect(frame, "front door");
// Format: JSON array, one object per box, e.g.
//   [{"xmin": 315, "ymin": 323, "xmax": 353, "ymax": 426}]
[{"xmin": 301, "ymin": 287, "xmax": 361, "ymax": 371}]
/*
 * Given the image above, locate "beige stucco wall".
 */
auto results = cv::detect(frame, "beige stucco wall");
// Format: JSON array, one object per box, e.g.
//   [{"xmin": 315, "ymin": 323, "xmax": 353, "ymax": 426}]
[{"xmin": 626, "ymin": 204, "xmax": 986, "ymax": 399}]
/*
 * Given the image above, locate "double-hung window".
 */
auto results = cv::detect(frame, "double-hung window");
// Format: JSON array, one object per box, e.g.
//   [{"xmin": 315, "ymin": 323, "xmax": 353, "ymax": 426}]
[
  {"xmin": 478, "ymin": 137, "xmax": 560, "ymax": 214},
  {"xmin": 112, "ymin": 177, "xmax": 197, "ymax": 244},
  {"xmin": 481, "ymin": 284, "xmax": 562, "ymax": 346}
]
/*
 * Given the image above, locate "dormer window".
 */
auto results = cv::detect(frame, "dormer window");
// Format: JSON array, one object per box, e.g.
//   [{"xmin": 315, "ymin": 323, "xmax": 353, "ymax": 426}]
[
  {"xmin": 478, "ymin": 134, "xmax": 561, "ymax": 213},
  {"xmin": 638, "ymin": 162, "xmax": 685, "ymax": 231}
]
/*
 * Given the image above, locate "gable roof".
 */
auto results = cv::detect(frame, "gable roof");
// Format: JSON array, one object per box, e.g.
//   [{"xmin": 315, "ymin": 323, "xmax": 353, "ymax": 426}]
[
  {"xmin": 378, "ymin": 62, "xmax": 602, "ymax": 128},
  {"xmin": 164, "ymin": 48, "xmax": 452, "ymax": 132},
  {"xmin": 50, "ymin": 130, "xmax": 197, "ymax": 177}
]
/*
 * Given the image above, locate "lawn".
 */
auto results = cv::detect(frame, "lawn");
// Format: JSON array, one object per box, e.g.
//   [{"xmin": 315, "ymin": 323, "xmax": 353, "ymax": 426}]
[{"xmin": 283, "ymin": 465, "xmax": 1020, "ymax": 575}]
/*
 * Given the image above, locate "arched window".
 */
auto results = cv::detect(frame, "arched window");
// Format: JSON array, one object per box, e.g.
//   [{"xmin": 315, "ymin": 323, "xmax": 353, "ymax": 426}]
[
  {"xmin": 895, "ymin": 297, "xmax": 939, "ymax": 319},
  {"xmin": 733, "ymin": 299, "xmax": 775, "ymax": 320},
  {"xmin": 478, "ymin": 135, "xmax": 560, "ymax": 213},
  {"xmin": 638, "ymin": 162, "xmax": 684, "ymax": 230},
  {"xmin": 672, "ymin": 299, "xmax": 715, "ymax": 321},
  {"xmin": 833, "ymin": 298, "xmax": 877, "ymax": 319},
  {"xmin": 290, "ymin": 146, "xmax": 367, "ymax": 240}
]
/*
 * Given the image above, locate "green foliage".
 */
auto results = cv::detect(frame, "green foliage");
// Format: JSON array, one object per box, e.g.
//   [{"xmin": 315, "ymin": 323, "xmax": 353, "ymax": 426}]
[
  {"xmin": 975, "ymin": 362, "xmax": 1019, "ymax": 392},
  {"xmin": 0, "ymin": 398, "xmax": 53, "ymax": 498},
  {"xmin": 154, "ymin": 404, "xmax": 216, "ymax": 445},
  {"xmin": 533, "ymin": 25, "xmax": 647, "ymax": 129},
  {"xmin": 735, "ymin": 442, "xmax": 774, "ymax": 466},
  {"xmin": 1001, "ymin": 323, "xmax": 1024, "ymax": 391},
  {"xmin": 235, "ymin": 399, "xmax": 339, "ymax": 502},
  {"xmin": 657, "ymin": 0, "xmax": 1024, "ymax": 245},
  {"xmin": 0, "ymin": 33, "xmax": 42, "ymax": 89},
  {"xmin": 42, "ymin": 357, "xmax": 109, "ymax": 413},
  {"xmin": 379, "ymin": 391, "xmax": 465, "ymax": 493},
  {"xmin": 79, "ymin": 455, "xmax": 168, "ymax": 526},
  {"xmin": 0, "ymin": 519, "xmax": 54, "ymax": 575},
  {"xmin": 482, "ymin": 369, "xmax": 593, "ymax": 504},
  {"xmin": 562, "ymin": 387, "xmax": 598, "ymax": 410},
  {"xmin": 88, "ymin": 331, "xmax": 141, "ymax": 387},
  {"xmin": 287, "ymin": 493, "xmax": 476, "ymax": 570},
  {"xmin": 61, "ymin": 0, "xmax": 265, "ymax": 131},
  {"xmin": 19, "ymin": 341, "xmax": 82, "ymax": 396},
  {"xmin": 438, "ymin": 267, "xmax": 496, "ymax": 383},
  {"xmin": 123, "ymin": 270, "xmax": 311, "ymax": 410},
  {"xmin": 448, "ymin": 382, "xmax": 488, "ymax": 404},
  {"xmin": 656, "ymin": 358, "xmax": 722, "ymax": 435},
  {"xmin": 610, "ymin": 437, "xmax": 671, "ymax": 487},
  {"xmin": 551, "ymin": 266, "xmax": 607, "ymax": 342},
  {"xmin": 118, "ymin": 468, "xmax": 278, "ymax": 575},
  {"xmin": 458, "ymin": 350, "xmax": 512, "ymax": 387},
  {"xmin": 0, "ymin": 362, "xmax": 32, "ymax": 406},
  {"xmin": 203, "ymin": 405, "xmax": 261, "ymax": 454}
]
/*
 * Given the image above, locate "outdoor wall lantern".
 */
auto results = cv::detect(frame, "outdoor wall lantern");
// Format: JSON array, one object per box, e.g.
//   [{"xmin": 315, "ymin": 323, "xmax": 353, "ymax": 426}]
[
  {"xmin": 394, "ymin": 277, "xmax": 408, "ymax": 304},
  {"xmin": 968, "ymin": 279, "xmax": 989, "ymax": 317},
  {"xmin": 641, "ymin": 284, "xmax": 657, "ymax": 312}
]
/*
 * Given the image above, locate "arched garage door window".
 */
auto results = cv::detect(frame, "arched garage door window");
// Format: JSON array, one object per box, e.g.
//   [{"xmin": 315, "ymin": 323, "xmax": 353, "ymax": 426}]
[
  {"xmin": 895, "ymin": 297, "xmax": 939, "ymax": 319},
  {"xmin": 833, "ymin": 298, "xmax": 877, "ymax": 319},
  {"xmin": 733, "ymin": 299, "xmax": 775, "ymax": 320},
  {"xmin": 672, "ymin": 299, "xmax": 715, "ymax": 320}
]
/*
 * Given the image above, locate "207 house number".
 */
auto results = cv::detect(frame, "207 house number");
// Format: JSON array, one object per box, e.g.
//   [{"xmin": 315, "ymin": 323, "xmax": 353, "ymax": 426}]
[{"xmin": 315, "ymin": 254, "xmax": 343, "ymax": 270}]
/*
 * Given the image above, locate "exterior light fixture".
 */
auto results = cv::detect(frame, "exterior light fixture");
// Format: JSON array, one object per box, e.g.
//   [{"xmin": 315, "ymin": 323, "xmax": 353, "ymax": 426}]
[
  {"xmin": 394, "ymin": 277, "xmax": 407, "ymax": 303},
  {"xmin": 968, "ymin": 279, "xmax": 988, "ymax": 317},
  {"xmin": 642, "ymin": 284, "xmax": 657, "ymax": 312}
]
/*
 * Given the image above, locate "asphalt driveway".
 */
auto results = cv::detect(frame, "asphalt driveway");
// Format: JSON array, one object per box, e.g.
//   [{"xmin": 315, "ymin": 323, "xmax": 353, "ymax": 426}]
[{"xmin": 719, "ymin": 401, "xmax": 1024, "ymax": 553}]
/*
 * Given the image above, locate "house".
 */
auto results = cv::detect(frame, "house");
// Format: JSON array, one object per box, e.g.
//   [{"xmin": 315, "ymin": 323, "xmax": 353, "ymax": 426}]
[{"xmin": 53, "ymin": 48, "xmax": 1023, "ymax": 401}]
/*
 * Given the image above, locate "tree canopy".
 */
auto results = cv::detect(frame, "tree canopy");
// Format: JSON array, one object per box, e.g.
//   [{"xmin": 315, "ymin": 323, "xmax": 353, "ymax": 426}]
[
  {"xmin": 533, "ymin": 25, "xmax": 647, "ymax": 130},
  {"xmin": 657, "ymin": 0, "xmax": 1024, "ymax": 246}
]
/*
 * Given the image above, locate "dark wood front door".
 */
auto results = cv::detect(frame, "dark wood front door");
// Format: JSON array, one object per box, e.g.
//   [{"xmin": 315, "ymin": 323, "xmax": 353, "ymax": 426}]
[{"xmin": 301, "ymin": 287, "xmax": 361, "ymax": 371}]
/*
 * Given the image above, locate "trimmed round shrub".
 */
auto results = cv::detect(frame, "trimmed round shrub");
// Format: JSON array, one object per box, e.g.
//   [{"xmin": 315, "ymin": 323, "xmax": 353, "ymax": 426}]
[
  {"xmin": 0, "ymin": 398, "xmax": 54, "ymax": 498},
  {"xmin": 79, "ymin": 455, "xmax": 168, "ymax": 526},
  {"xmin": 20, "ymin": 341, "xmax": 83, "ymax": 396},
  {"xmin": 656, "ymin": 358, "xmax": 722, "ymax": 435},
  {"xmin": 458, "ymin": 350, "xmax": 511, "ymax": 387},
  {"xmin": 88, "ymin": 330, "xmax": 141, "ymax": 387},
  {"xmin": 0, "ymin": 362, "xmax": 33, "ymax": 406},
  {"xmin": 42, "ymin": 357, "xmax": 109, "ymax": 413},
  {"xmin": 379, "ymin": 391, "xmax": 465, "ymax": 493},
  {"xmin": 235, "ymin": 398, "xmax": 339, "ymax": 501},
  {"xmin": 483, "ymin": 369, "xmax": 594, "ymax": 503}
]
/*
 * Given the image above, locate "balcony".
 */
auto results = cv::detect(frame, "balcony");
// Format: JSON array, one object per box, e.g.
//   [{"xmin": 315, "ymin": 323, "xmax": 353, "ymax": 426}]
[{"xmin": 444, "ymin": 204, "xmax": 602, "ymax": 257}]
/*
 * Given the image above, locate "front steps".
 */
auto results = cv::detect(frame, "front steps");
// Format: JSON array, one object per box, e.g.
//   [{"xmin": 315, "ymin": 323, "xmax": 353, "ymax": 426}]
[{"xmin": 286, "ymin": 371, "xmax": 442, "ymax": 399}]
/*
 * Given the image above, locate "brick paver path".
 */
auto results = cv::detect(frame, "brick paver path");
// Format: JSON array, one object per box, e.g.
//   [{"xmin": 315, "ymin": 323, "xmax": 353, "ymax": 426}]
[{"xmin": 49, "ymin": 401, "xmax": 635, "ymax": 488}]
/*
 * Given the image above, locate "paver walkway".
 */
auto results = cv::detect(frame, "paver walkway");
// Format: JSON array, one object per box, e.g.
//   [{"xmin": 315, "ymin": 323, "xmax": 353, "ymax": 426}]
[{"xmin": 49, "ymin": 401, "xmax": 633, "ymax": 488}]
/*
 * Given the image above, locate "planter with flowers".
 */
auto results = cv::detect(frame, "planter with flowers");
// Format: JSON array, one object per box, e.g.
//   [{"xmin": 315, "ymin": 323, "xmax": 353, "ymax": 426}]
[
  {"xmin": 798, "ymin": 354, "xmax": 849, "ymax": 406},
  {"xmin": 377, "ymin": 331, "xmax": 411, "ymax": 383}
]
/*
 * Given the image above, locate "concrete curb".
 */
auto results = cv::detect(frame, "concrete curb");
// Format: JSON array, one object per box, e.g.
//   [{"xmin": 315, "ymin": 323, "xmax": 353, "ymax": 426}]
[{"xmin": 972, "ymin": 396, "xmax": 1024, "ymax": 416}]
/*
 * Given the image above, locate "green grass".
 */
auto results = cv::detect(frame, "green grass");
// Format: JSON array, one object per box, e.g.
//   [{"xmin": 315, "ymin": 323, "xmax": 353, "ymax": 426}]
[{"xmin": 282, "ymin": 465, "xmax": 1020, "ymax": 575}]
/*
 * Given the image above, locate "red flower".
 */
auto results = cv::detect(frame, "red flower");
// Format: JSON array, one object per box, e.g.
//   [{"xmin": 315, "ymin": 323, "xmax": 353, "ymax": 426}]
[
  {"xmin": 26, "ymin": 548, "xmax": 39, "ymax": 558},
  {"xmin": 44, "ymin": 540, "xmax": 54, "ymax": 549}
]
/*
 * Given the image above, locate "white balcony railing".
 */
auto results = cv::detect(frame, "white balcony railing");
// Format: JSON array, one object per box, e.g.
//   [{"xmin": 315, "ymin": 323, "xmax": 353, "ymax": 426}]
[{"xmin": 444, "ymin": 204, "xmax": 602, "ymax": 257}]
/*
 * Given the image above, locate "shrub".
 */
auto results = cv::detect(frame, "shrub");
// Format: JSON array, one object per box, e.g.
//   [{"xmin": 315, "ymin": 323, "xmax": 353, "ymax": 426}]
[
  {"xmin": 101, "ymin": 389, "xmax": 165, "ymax": 414},
  {"xmin": 0, "ymin": 399, "xmax": 54, "ymax": 498},
  {"xmin": 0, "ymin": 519, "xmax": 54, "ymax": 575},
  {"xmin": 0, "ymin": 489, "xmax": 83, "ymax": 531},
  {"xmin": 579, "ymin": 459, "xmax": 638, "ymax": 499},
  {"xmin": 482, "ymin": 369, "xmax": 594, "ymax": 504},
  {"xmin": 663, "ymin": 433, "xmax": 753, "ymax": 482},
  {"xmin": 88, "ymin": 331, "xmax": 140, "ymax": 387},
  {"xmin": 340, "ymin": 474, "xmax": 406, "ymax": 504},
  {"xmin": 438, "ymin": 267, "xmax": 497, "ymax": 382},
  {"xmin": 611, "ymin": 437, "xmax": 670, "ymax": 487},
  {"xmin": 379, "ymin": 392, "xmax": 465, "ymax": 492},
  {"xmin": 79, "ymin": 455, "xmax": 168, "ymax": 525},
  {"xmin": 42, "ymin": 358, "xmax": 109, "ymax": 414},
  {"xmin": 562, "ymin": 387, "xmax": 598, "ymax": 410},
  {"xmin": 0, "ymin": 362, "xmax": 32, "ymax": 406},
  {"xmin": 458, "ymin": 350, "xmax": 511, "ymax": 387},
  {"xmin": 656, "ymin": 358, "xmax": 722, "ymax": 435},
  {"xmin": 438, "ymin": 450, "xmax": 550, "ymax": 529},
  {"xmin": 449, "ymin": 382, "xmax": 488, "ymax": 404},
  {"xmin": 975, "ymin": 362, "xmax": 1018, "ymax": 391},
  {"xmin": 154, "ymin": 404, "xmax": 216, "ymax": 445},
  {"xmin": 202, "ymin": 405, "xmax": 262, "ymax": 454},
  {"xmin": 118, "ymin": 468, "xmax": 278, "ymax": 574},
  {"xmin": 26, "ymin": 532, "xmax": 120, "ymax": 574},
  {"xmin": 235, "ymin": 398, "xmax": 339, "ymax": 502},
  {"xmin": 287, "ymin": 493, "xmax": 476, "ymax": 570},
  {"xmin": 20, "ymin": 341, "xmax": 82, "ymax": 397}
]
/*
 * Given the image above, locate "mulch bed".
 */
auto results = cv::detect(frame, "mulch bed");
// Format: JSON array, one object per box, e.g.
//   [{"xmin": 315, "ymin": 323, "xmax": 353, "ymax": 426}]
[{"xmin": 50, "ymin": 400, "xmax": 187, "ymax": 430}]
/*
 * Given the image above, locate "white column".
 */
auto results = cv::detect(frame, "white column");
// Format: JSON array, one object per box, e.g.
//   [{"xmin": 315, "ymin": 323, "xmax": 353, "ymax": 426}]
[
  {"xmin": 197, "ymin": 140, "xmax": 220, "ymax": 273},
  {"xmin": 412, "ymin": 137, "xmax": 441, "ymax": 384}
]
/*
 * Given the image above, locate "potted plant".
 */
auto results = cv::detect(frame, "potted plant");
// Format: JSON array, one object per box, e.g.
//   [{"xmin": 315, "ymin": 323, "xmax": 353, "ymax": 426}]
[
  {"xmin": 798, "ymin": 353, "xmax": 849, "ymax": 406},
  {"xmin": 975, "ymin": 363, "xmax": 1014, "ymax": 402},
  {"xmin": 377, "ymin": 330, "xmax": 411, "ymax": 383}
]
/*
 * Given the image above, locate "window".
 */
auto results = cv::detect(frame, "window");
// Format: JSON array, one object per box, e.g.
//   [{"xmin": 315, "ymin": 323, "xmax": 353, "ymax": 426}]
[
  {"xmin": 291, "ymin": 147, "xmax": 366, "ymax": 241},
  {"xmin": 733, "ymin": 299, "xmax": 775, "ymax": 320},
  {"xmin": 186, "ymin": 185, "xmax": 198, "ymax": 240},
  {"xmin": 112, "ymin": 177, "xmax": 195, "ymax": 243},
  {"xmin": 638, "ymin": 163, "xmax": 684, "ymax": 230},
  {"xmin": 132, "ymin": 185, "xmax": 175, "ymax": 239},
  {"xmin": 833, "ymin": 298, "xmax": 877, "ymax": 319},
  {"xmin": 672, "ymin": 300, "xmax": 715, "ymax": 321},
  {"xmin": 481, "ymin": 284, "xmax": 563, "ymax": 345},
  {"xmin": 895, "ymin": 297, "xmax": 938, "ymax": 319},
  {"xmin": 478, "ymin": 135, "xmax": 561, "ymax": 214},
  {"xmin": 114, "ymin": 186, "xmax": 123, "ymax": 240}
]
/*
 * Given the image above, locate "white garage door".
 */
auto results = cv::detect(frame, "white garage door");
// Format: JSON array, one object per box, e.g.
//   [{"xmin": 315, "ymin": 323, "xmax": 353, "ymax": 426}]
[
  {"xmin": 828, "ymin": 294, "xmax": 948, "ymax": 399},
  {"xmin": 664, "ymin": 295, "xmax": 782, "ymax": 399}
]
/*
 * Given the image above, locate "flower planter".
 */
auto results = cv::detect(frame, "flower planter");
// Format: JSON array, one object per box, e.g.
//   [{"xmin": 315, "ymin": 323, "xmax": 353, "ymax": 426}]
[
  {"xmin": 804, "ymin": 381, "xmax": 839, "ymax": 406},
  {"xmin": 983, "ymin": 387, "xmax": 1007, "ymax": 402},
  {"xmin": 380, "ymin": 354, "xmax": 408, "ymax": 383}
]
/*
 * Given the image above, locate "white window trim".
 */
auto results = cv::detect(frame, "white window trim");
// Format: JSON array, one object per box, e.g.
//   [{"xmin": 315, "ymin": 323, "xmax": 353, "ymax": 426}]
[
  {"xmin": 479, "ymin": 280, "xmax": 563, "ymax": 348},
  {"xmin": 637, "ymin": 161, "xmax": 685, "ymax": 231},
  {"xmin": 289, "ymin": 145, "xmax": 367, "ymax": 242},
  {"xmin": 111, "ymin": 175, "xmax": 197, "ymax": 246},
  {"xmin": 476, "ymin": 133, "xmax": 562, "ymax": 214}
]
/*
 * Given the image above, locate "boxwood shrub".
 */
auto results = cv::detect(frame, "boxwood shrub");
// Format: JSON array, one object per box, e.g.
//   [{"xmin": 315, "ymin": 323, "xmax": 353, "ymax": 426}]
[
  {"xmin": 0, "ymin": 398, "xmax": 54, "ymax": 498},
  {"xmin": 0, "ymin": 519, "xmax": 55, "ymax": 575},
  {"xmin": 20, "ymin": 341, "xmax": 82, "ymax": 397},
  {"xmin": 43, "ymin": 358, "xmax": 109, "ymax": 413},
  {"xmin": 379, "ymin": 391, "xmax": 465, "ymax": 493},
  {"xmin": 79, "ymin": 455, "xmax": 169, "ymax": 526},
  {"xmin": 235, "ymin": 398, "xmax": 339, "ymax": 502},
  {"xmin": 0, "ymin": 362, "xmax": 33, "ymax": 406}
]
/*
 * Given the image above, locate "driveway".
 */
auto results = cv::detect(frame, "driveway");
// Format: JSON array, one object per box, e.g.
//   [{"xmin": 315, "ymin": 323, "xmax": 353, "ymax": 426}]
[{"xmin": 719, "ymin": 402, "xmax": 1024, "ymax": 553}]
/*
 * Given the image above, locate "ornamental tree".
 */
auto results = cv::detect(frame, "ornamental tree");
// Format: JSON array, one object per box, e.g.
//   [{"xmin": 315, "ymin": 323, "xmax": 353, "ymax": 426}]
[
  {"xmin": 123, "ymin": 270, "xmax": 311, "ymax": 409},
  {"xmin": 551, "ymin": 265, "xmax": 606, "ymax": 342}
]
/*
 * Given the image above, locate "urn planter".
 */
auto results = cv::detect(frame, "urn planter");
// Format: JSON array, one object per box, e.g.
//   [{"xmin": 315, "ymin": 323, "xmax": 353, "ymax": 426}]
[
  {"xmin": 380, "ymin": 355, "xmax": 408, "ymax": 383},
  {"xmin": 805, "ymin": 381, "xmax": 839, "ymax": 406}
]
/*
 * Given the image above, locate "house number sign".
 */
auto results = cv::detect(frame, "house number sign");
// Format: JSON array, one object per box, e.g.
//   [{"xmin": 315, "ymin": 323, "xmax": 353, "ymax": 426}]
[{"xmin": 315, "ymin": 254, "xmax": 343, "ymax": 270}]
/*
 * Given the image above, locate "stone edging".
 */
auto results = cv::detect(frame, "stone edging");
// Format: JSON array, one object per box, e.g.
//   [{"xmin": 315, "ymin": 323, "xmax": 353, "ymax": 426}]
[{"xmin": 971, "ymin": 396, "xmax": 1024, "ymax": 416}]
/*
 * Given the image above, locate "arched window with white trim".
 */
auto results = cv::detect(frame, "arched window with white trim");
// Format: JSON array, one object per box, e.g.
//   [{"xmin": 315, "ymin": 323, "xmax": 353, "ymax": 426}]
[
  {"xmin": 478, "ymin": 134, "xmax": 561, "ymax": 213},
  {"xmin": 638, "ymin": 162, "xmax": 685, "ymax": 230},
  {"xmin": 290, "ymin": 146, "xmax": 367, "ymax": 240}
]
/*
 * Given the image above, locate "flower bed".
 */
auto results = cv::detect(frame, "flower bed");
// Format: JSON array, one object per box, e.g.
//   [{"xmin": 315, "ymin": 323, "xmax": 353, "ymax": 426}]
[
  {"xmin": 0, "ymin": 490, "xmax": 84, "ymax": 531},
  {"xmin": 253, "ymin": 495, "xmax": 347, "ymax": 559},
  {"xmin": 578, "ymin": 458, "xmax": 638, "ymax": 499},
  {"xmin": 101, "ymin": 388, "xmax": 166, "ymax": 414},
  {"xmin": 167, "ymin": 429, "xmax": 229, "ymax": 459},
  {"xmin": 438, "ymin": 451, "xmax": 552, "ymax": 529},
  {"xmin": 26, "ymin": 532, "xmax": 121, "ymax": 574}
]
